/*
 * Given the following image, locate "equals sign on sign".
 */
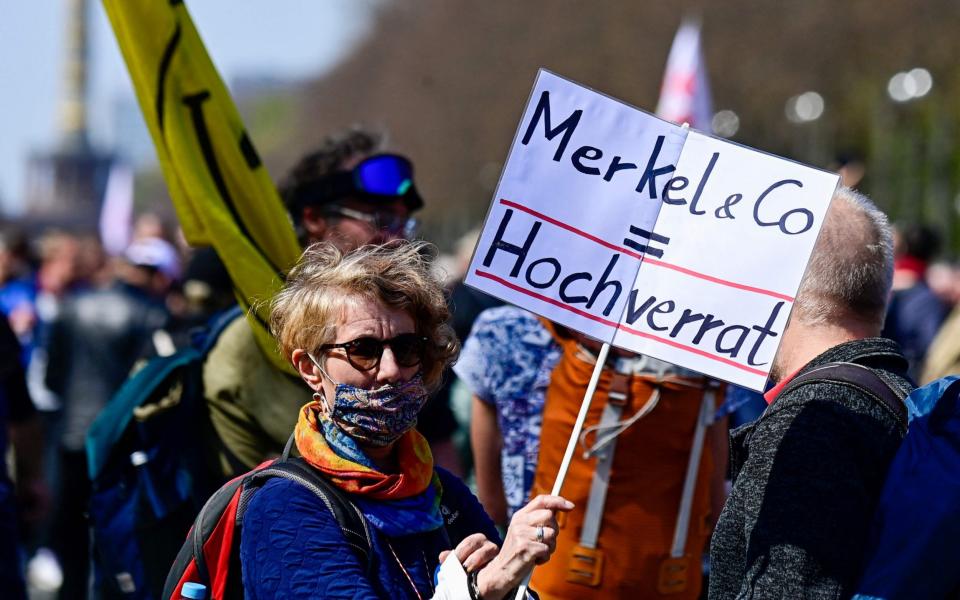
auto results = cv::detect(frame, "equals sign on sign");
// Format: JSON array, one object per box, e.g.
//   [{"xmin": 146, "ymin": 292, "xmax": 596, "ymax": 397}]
[{"xmin": 623, "ymin": 226, "xmax": 670, "ymax": 258}]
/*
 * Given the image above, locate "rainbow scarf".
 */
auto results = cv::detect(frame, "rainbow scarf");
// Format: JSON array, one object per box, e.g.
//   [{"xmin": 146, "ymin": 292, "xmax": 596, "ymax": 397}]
[{"xmin": 295, "ymin": 401, "xmax": 443, "ymax": 536}]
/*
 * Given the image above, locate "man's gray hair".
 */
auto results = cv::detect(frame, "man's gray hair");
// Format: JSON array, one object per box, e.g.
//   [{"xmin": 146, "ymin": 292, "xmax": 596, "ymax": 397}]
[{"xmin": 793, "ymin": 187, "xmax": 894, "ymax": 328}]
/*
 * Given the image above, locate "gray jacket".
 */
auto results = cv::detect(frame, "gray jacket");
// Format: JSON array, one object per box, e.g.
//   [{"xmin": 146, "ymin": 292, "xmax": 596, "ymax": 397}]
[
  {"xmin": 46, "ymin": 282, "xmax": 168, "ymax": 451},
  {"xmin": 709, "ymin": 337, "xmax": 912, "ymax": 600}
]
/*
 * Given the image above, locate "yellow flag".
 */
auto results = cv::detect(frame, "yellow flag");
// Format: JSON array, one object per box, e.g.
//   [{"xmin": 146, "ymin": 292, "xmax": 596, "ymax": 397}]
[{"xmin": 102, "ymin": 0, "xmax": 301, "ymax": 373}]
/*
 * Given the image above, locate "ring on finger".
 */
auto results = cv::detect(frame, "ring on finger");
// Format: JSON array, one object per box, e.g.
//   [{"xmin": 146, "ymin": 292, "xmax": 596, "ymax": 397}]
[{"xmin": 536, "ymin": 525, "xmax": 544, "ymax": 543}]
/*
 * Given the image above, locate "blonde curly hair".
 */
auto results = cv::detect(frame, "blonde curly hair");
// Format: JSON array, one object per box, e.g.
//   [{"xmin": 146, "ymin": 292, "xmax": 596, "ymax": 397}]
[{"xmin": 269, "ymin": 240, "xmax": 459, "ymax": 389}]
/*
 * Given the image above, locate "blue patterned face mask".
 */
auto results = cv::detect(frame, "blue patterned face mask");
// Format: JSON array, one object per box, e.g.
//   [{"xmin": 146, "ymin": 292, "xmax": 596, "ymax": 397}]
[{"xmin": 308, "ymin": 354, "xmax": 428, "ymax": 447}]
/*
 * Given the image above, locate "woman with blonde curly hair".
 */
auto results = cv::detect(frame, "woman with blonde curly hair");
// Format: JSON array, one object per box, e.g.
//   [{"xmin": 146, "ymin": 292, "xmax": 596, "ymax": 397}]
[{"xmin": 239, "ymin": 240, "xmax": 572, "ymax": 599}]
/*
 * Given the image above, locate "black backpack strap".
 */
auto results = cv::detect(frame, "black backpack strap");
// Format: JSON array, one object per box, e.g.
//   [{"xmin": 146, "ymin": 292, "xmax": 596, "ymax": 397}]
[
  {"xmin": 194, "ymin": 305, "xmax": 244, "ymax": 354},
  {"xmin": 281, "ymin": 432, "xmax": 296, "ymax": 460},
  {"xmin": 778, "ymin": 362, "xmax": 908, "ymax": 433},
  {"xmin": 240, "ymin": 457, "xmax": 373, "ymax": 570}
]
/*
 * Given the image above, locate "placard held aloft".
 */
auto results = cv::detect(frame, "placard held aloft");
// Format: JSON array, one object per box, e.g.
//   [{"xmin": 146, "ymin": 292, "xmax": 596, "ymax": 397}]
[{"xmin": 465, "ymin": 69, "xmax": 839, "ymax": 391}]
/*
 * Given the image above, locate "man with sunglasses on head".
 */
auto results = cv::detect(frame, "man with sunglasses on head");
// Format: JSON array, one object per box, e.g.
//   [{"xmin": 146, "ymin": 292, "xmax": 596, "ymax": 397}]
[
  {"xmin": 200, "ymin": 129, "xmax": 463, "ymax": 481},
  {"xmin": 281, "ymin": 131, "xmax": 421, "ymax": 251}
]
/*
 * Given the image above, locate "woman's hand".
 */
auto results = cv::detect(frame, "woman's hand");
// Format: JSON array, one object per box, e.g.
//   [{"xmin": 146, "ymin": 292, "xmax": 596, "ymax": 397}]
[
  {"xmin": 439, "ymin": 533, "xmax": 500, "ymax": 573},
  {"xmin": 476, "ymin": 494, "xmax": 574, "ymax": 599}
]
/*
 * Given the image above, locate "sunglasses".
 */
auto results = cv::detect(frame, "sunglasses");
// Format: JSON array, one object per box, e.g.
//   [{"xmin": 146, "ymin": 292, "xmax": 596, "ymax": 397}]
[
  {"xmin": 319, "ymin": 333, "xmax": 429, "ymax": 372},
  {"xmin": 322, "ymin": 205, "xmax": 420, "ymax": 239},
  {"xmin": 300, "ymin": 154, "xmax": 424, "ymax": 211},
  {"xmin": 352, "ymin": 154, "xmax": 416, "ymax": 196}
]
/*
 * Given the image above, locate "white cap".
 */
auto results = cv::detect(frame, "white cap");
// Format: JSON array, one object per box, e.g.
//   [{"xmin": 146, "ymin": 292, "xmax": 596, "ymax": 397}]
[{"xmin": 124, "ymin": 237, "xmax": 181, "ymax": 281}]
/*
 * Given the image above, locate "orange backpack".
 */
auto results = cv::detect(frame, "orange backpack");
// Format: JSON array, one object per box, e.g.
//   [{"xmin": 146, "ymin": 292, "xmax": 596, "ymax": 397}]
[{"xmin": 530, "ymin": 326, "xmax": 722, "ymax": 599}]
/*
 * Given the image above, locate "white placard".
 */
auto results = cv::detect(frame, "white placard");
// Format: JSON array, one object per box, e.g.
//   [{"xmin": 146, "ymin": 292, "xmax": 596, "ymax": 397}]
[{"xmin": 466, "ymin": 70, "xmax": 839, "ymax": 390}]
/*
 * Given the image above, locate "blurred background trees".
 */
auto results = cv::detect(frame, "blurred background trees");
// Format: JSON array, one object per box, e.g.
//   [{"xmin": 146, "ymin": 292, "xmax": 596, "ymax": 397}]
[
  {"xmin": 14, "ymin": 0, "xmax": 960, "ymax": 252},
  {"xmin": 246, "ymin": 0, "xmax": 960, "ymax": 250}
]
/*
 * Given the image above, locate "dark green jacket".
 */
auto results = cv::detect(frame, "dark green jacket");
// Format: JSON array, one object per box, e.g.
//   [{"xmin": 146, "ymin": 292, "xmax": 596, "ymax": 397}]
[{"xmin": 203, "ymin": 314, "xmax": 311, "ymax": 477}]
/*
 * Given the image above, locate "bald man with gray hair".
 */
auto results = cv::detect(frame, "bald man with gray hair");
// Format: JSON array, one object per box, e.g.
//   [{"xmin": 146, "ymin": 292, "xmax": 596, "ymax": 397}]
[{"xmin": 709, "ymin": 187, "xmax": 913, "ymax": 600}]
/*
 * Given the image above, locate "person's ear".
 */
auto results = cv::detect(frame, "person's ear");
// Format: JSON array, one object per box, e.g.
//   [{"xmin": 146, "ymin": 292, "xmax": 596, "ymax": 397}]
[
  {"xmin": 291, "ymin": 349, "xmax": 324, "ymax": 392},
  {"xmin": 301, "ymin": 206, "xmax": 329, "ymax": 241}
]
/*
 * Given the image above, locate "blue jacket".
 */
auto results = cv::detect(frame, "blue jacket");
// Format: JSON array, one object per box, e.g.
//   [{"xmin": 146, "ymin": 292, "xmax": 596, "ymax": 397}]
[
  {"xmin": 881, "ymin": 282, "xmax": 948, "ymax": 379},
  {"xmin": 240, "ymin": 467, "xmax": 500, "ymax": 599},
  {"xmin": 853, "ymin": 376, "xmax": 960, "ymax": 599}
]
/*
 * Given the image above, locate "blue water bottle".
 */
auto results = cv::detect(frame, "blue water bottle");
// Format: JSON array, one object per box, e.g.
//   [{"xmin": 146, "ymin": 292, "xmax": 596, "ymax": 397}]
[{"xmin": 180, "ymin": 582, "xmax": 207, "ymax": 599}]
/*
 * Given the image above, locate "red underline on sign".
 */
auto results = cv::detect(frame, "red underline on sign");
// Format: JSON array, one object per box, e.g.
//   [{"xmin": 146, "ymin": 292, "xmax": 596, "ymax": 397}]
[
  {"xmin": 640, "ymin": 257, "xmax": 795, "ymax": 303},
  {"xmin": 614, "ymin": 323, "xmax": 768, "ymax": 377},
  {"xmin": 473, "ymin": 269, "xmax": 768, "ymax": 377},
  {"xmin": 474, "ymin": 270, "xmax": 622, "ymax": 327},
  {"xmin": 497, "ymin": 198, "xmax": 795, "ymax": 303}
]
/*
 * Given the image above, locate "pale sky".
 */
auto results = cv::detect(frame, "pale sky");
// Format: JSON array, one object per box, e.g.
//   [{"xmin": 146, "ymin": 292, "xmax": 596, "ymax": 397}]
[{"xmin": 0, "ymin": 0, "xmax": 381, "ymax": 213}]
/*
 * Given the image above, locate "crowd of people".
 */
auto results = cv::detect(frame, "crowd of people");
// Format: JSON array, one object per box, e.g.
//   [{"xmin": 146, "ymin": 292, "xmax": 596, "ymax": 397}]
[
  {"xmin": 1, "ymin": 128, "xmax": 960, "ymax": 599},
  {"xmin": 0, "ymin": 219, "xmax": 236, "ymax": 598}
]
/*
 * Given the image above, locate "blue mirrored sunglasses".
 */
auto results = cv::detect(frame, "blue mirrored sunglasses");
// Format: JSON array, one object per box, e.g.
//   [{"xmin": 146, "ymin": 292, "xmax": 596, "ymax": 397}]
[
  {"xmin": 299, "ymin": 153, "xmax": 423, "ymax": 211},
  {"xmin": 353, "ymin": 154, "xmax": 415, "ymax": 196}
]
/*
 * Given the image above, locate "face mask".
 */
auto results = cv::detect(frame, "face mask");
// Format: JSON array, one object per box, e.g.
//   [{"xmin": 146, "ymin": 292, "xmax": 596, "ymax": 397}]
[{"xmin": 308, "ymin": 354, "xmax": 428, "ymax": 447}]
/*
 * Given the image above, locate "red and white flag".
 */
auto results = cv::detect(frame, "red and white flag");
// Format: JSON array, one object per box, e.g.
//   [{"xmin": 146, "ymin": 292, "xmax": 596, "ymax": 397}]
[{"xmin": 656, "ymin": 19, "xmax": 713, "ymax": 132}]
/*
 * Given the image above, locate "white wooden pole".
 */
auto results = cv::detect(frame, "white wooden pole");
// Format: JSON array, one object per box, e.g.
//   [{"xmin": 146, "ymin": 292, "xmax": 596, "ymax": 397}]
[{"xmin": 514, "ymin": 342, "xmax": 611, "ymax": 600}]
